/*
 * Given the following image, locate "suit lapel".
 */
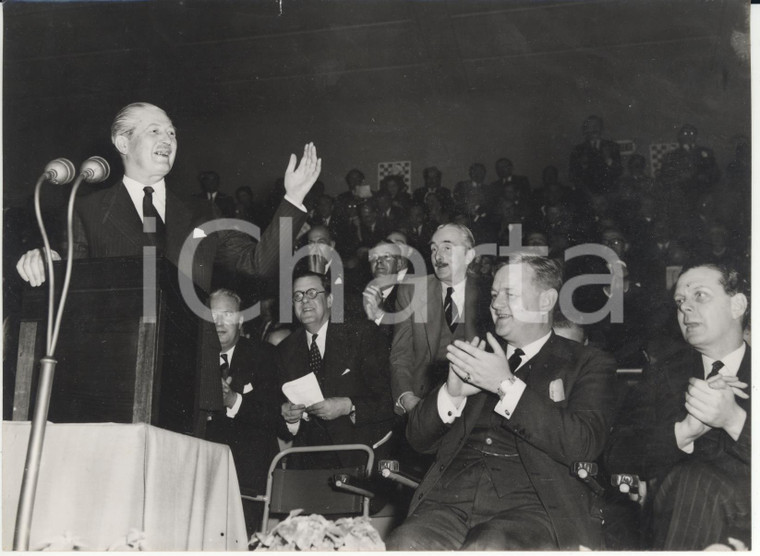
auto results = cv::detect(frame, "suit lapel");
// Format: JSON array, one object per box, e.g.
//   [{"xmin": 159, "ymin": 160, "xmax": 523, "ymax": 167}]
[
  {"xmin": 425, "ymin": 275, "xmax": 443, "ymax": 352},
  {"xmin": 165, "ymin": 188, "xmax": 194, "ymax": 268},
  {"xmin": 463, "ymin": 278, "xmax": 480, "ymax": 339},
  {"xmin": 102, "ymin": 183, "xmax": 143, "ymax": 250}
]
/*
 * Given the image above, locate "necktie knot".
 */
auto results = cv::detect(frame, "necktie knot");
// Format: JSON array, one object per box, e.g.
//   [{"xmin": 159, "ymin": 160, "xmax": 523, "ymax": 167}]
[
  {"xmin": 508, "ymin": 348, "xmax": 525, "ymax": 373},
  {"xmin": 220, "ymin": 353, "xmax": 229, "ymax": 380},
  {"xmin": 707, "ymin": 360, "xmax": 724, "ymax": 379}
]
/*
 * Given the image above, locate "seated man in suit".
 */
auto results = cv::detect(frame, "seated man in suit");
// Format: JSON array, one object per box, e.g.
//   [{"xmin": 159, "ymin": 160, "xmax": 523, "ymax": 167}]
[
  {"xmin": 362, "ymin": 240, "xmax": 407, "ymax": 342},
  {"xmin": 605, "ymin": 262, "xmax": 750, "ymax": 549},
  {"xmin": 205, "ymin": 288, "xmax": 281, "ymax": 534},
  {"xmin": 278, "ymin": 271, "xmax": 395, "ymax": 468},
  {"xmin": 386, "ymin": 253, "xmax": 616, "ymax": 550},
  {"xmin": 15, "ymin": 102, "xmax": 321, "ymax": 418}
]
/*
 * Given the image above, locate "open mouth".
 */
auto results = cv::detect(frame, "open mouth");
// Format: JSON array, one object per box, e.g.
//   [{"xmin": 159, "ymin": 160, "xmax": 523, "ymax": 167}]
[{"xmin": 154, "ymin": 145, "xmax": 172, "ymax": 159}]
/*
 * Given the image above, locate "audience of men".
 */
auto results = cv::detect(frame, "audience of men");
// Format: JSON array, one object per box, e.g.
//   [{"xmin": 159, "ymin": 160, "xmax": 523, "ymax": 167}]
[
  {"xmin": 205, "ymin": 288, "xmax": 281, "ymax": 533},
  {"xmin": 605, "ymin": 262, "xmax": 750, "ymax": 549},
  {"xmin": 386, "ymin": 253, "xmax": 617, "ymax": 550},
  {"xmin": 7, "ymin": 103, "xmax": 751, "ymax": 549}
]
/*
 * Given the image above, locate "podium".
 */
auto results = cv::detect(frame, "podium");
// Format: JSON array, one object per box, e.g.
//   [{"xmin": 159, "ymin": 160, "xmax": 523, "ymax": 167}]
[{"xmin": 13, "ymin": 257, "xmax": 206, "ymax": 435}]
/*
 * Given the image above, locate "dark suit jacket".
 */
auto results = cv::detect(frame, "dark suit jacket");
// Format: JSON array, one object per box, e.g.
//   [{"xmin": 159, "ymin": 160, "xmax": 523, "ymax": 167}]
[
  {"xmin": 389, "ymin": 274, "xmax": 490, "ymax": 407},
  {"xmin": 406, "ymin": 333, "xmax": 617, "ymax": 549},
  {"xmin": 605, "ymin": 345, "xmax": 751, "ymax": 481},
  {"xmin": 569, "ymin": 139, "xmax": 623, "ymax": 195},
  {"xmin": 71, "ymin": 180, "xmax": 307, "ymax": 412},
  {"xmin": 205, "ymin": 337, "xmax": 281, "ymax": 492},
  {"xmin": 277, "ymin": 319, "xmax": 395, "ymax": 466},
  {"xmin": 72, "ymin": 181, "xmax": 305, "ymax": 293}
]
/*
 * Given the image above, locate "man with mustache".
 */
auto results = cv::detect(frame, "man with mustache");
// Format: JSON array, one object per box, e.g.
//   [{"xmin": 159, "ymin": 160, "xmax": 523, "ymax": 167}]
[
  {"xmin": 389, "ymin": 223, "xmax": 489, "ymax": 416},
  {"xmin": 605, "ymin": 262, "xmax": 750, "ymax": 549},
  {"xmin": 15, "ymin": 102, "xmax": 321, "ymax": 420}
]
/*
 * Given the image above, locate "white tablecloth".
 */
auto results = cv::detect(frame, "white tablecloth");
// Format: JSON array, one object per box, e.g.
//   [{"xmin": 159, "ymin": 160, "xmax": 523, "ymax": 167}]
[{"xmin": 2, "ymin": 421, "xmax": 248, "ymax": 550}]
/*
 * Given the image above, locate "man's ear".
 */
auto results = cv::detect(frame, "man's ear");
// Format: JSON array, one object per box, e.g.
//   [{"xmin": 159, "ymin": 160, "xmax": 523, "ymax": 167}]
[
  {"xmin": 540, "ymin": 288, "xmax": 559, "ymax": 313},
  {"xmin": 327, "ymin": 293, "xmax": 334, "ymax": 309},
  {"xmin": 114, "ymin": 135, "xmax": 129, "ymax": 155},
  {"xmin": 730, "ymin": 293, "xmax": 748, "ymax": 322},
  {"xmin": 464, "ymin": 248, "xmax": 476, "ymax": 266}
]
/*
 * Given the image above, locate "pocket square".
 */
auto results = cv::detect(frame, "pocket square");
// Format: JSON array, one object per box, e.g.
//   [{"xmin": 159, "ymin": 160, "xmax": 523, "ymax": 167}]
[
  {"xmin": 549, "ymin": 378, "xmax": 565, "ymax": 402},
  {"xmin": 341, "ymin": 368, "xmax": 351, "ymax": 376},
  {"xmin": 243, "ymin": 383, "xmax": 253, "ymax": 394},
  {"xmin": 192, "ymin": 227, "xmax": 207, "ymax": 239}
]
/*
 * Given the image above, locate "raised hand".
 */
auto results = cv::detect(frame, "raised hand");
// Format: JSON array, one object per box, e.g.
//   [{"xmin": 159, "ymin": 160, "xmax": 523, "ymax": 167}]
[{"xmin": 284, "ymin": 142, "xmax": 322, "ymax": 206}]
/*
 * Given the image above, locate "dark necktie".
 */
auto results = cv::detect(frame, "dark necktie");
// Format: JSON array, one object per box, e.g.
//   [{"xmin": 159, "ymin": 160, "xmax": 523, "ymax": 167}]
[
  {"xmin": 444, "ymin": 287, "xmax": 456, "ymax": 331},
  {"xmin": 220, "ymin": 353, "xmax": 229, "ymax": 380},
  {"xmin": 707, "ymin": 360, "xmax": 724, "ymax": 379},
  {"xmin": 143, "ymin": 186, "xmax": 166, "ymax": 251},
  {"xmin": 309, "ymin": 334, "xmax": 323, "ymax": 382},
  {"xmin": 508, "ymin": 348, "xmax": 525, "ymax": 373}
]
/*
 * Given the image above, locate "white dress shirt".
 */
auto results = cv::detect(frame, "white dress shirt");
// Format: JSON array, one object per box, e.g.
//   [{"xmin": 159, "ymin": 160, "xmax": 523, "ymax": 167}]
[{"xmin": 122, "ymin": 175, "xmax": 166, "ymax": 222}]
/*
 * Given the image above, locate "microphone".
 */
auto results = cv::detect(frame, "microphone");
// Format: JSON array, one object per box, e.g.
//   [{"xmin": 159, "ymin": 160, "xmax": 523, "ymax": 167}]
[
  {"xmin": 79, "ymin": 156, "xmax": 110, "ymax": 183},
  {"xmin": 43, "ymin": 158, "xmax": 76, "ymax": 185}
]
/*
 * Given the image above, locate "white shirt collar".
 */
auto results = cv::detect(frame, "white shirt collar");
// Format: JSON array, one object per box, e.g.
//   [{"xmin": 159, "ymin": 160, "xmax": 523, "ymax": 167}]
[
  {"xmin": 122, "ymin": 175, "xmax": 166, "ymax": 222},
  {"xmin": 701, "ymin": 343, "xmax": 746, "ymax": 379},
  {"xmin": 307, "ymin": 319, "xmax": 329, "ymax": 357},
  {"xmin": 220, "ymin": 344, "xmax": 237, "ymax": 365},
  {"xmin": 507, "ymin": 330, "xmax": 552, "ymax": 371}
]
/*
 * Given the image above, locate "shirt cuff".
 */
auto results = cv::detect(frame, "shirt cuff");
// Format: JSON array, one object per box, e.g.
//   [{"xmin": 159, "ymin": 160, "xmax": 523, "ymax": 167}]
[
  {"xmin": 437, "ymin": 384, "xmax": 467, "ymax": 424},
  {"xmin": 225, "ymin": 393, "xmax": 243, "ymax": 418},
  {"xmin": 493, "ymin": 377, "xmax": 526, "ymax": 419},
  {"xmin": 284, "ymin": 194, "xmax": 307, "ymax": 213},
  {"xmin": 287, "ymin": 420, "xmax": 301, "ymax": 435},
  {"xmin": 396, "ymin": 391, "xmax": 413, "ymax": 413}
]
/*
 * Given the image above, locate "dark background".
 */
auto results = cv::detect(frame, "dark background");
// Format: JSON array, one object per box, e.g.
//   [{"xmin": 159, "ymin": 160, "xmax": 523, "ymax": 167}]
[{"xmin": 3, "ymin": 0, "xmax": 750, "ymax": 207}]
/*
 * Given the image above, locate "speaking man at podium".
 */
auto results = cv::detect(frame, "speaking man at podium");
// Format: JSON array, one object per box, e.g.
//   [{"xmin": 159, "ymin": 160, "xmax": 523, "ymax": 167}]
[{"xmin": 15, "ymin": 101, "xmax": 322, "ymax": 418}]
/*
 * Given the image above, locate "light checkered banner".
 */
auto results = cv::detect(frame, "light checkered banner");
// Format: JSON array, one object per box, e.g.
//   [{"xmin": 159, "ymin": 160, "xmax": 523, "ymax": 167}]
[
  {"xmin": 377, "ymin": 161, "xmax": 412, "ymax": 189},
  {"xmin": 649, "ymin": 142, "xmax": 679, "ymax": 176}
]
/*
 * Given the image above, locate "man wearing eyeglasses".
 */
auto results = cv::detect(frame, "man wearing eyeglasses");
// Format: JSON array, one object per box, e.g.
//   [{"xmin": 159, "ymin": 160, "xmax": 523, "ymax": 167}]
[
  {"xmin": 277, "ymin": 271, "xmax": 395, "ymax": 467},
  {"xmin": 363, "ymin": 240, "xmax": 407, "ymax": 341}
]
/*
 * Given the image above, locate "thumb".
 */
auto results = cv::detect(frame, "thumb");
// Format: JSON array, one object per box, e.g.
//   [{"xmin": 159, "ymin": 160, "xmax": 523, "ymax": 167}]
[
  {"xmin": 286, "ymin": 153, "xmax": 297, "ymax": 175},
  {"xmin": 486, "ymin": 332, "xmax": 505, "ymax": 356}
]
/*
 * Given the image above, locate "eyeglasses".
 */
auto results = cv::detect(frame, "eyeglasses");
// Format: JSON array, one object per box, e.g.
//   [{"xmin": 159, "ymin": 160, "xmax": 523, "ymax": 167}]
[{"xmin": 293, "ymin": 289, "xmax": 326, "ymax": 303}]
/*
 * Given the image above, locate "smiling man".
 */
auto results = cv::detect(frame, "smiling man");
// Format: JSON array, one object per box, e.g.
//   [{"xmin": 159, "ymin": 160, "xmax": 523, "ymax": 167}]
[
  {"xmin": 14, "ymin": 101, "xmax": 322, "ymax": 421},
  {"xmin": 277, "ymin": 271, "xmax": 394, "ymax": 467},
  {"xmin": 386, "ymin": 252, "xmax": 616, "ymax": 550},
  {"xmin": 605, "ymin": 262, "xmax": 750, "ymax": 549},
  {"xmin": 389, "ymin": 224, "xmax": 490, "ymax": 415}
]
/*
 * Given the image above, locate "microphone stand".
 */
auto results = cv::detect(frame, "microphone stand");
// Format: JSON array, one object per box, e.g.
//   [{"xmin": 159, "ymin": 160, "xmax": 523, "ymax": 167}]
[{"xmin": 13, "ymin": 165, "xmax": 90, "ymax": 551}]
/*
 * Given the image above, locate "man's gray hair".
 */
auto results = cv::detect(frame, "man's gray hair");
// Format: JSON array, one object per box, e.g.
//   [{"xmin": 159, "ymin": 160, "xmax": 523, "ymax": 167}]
[{"xmin": 110, "ymin": 102, "xmax": 166, "ymax": 144}]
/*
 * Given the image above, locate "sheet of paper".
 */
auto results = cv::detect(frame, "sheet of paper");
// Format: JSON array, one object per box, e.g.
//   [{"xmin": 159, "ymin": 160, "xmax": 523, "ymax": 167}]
[{"xmin": 282, "ymin": 372, "xmax": 324, "ymax": 407}]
